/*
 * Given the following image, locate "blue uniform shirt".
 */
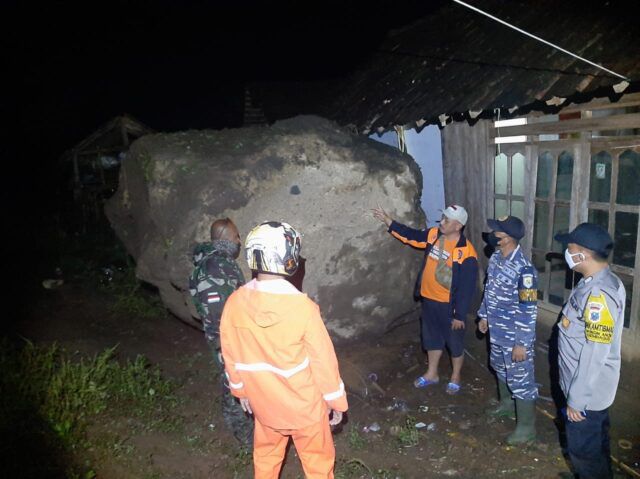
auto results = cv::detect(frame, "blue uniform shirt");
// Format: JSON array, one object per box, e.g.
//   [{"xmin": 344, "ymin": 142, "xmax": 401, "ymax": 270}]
[
  {"xmin": 559, "ymin": 267, "xmax": 624, "ymax": 412},
  {"xmin": 478, "ymin": 245, "xmax": 538, "ymax": 348}
]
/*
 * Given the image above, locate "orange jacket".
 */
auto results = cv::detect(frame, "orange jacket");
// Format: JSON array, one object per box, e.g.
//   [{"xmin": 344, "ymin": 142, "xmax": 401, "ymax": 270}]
[{"xmin": 220, "ymin": 278, "xmax": 348, "ymax": 430}]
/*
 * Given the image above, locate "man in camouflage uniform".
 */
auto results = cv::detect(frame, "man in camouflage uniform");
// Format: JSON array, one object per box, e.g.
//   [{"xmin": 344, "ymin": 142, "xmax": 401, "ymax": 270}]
[
  {"xmin": 189, "ymin": 218, "xmax": 253, "ymax": 446},
  {"xmin": 478, "ymin": 216, "xmax": 538, "ymax": 445}
]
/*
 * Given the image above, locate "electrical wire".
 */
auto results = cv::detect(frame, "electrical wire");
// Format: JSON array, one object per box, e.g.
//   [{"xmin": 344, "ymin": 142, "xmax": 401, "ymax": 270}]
[{"xmin": 451, "ymin": 0, "xmax": 629, "ymax": 81}]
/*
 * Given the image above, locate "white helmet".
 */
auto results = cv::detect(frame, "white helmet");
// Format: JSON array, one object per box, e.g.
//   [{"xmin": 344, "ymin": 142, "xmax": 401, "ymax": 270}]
[{"xmin": 245, "ymin": 221, "xmax": 301, "ymax": 276}]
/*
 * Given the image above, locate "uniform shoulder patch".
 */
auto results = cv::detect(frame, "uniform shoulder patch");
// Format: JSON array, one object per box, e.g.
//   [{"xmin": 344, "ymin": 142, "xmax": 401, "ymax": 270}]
[
  {"xmin": 583, "ymin": 293, "xmax": 615, "ymax": 344},
  {"xmin": 518, "ymin": 266, "xmax": 538, "ymax": 303},
  {"xmin": 207, "ymin": 292, "xmax": 221, "ymax": 304}
]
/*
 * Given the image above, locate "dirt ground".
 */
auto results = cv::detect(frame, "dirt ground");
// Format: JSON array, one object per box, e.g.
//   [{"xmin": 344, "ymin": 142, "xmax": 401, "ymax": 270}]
[{"xmin": 13, "ymin": 283, "xmax": 640, "ymax": 479}]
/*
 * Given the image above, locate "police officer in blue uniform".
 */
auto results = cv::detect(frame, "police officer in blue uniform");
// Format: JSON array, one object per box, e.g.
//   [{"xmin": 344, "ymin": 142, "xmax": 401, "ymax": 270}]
[
  {"xmin": 478, "ymin": 216, "xmax": 538, "ymax": 444},
  {"xmin": 555, "ymin": 223, "xmax": 624, "ymax": 479}
]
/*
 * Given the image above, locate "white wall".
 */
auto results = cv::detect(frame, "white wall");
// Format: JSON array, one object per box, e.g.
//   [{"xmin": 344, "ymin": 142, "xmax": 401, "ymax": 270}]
[{"xmin": 369, "ymin": 126, "xmax": 445, "ymax": 227}]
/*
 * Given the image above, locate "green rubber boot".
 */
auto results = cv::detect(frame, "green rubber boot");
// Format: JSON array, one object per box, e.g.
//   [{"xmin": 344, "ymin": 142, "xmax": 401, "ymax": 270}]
[
  {"xmin": 486, "ymin": 380, "xmax": 515, "ymax": 419},
  {"xmin": 507, "ymin": 399, "xmax": 536, "ymax": 445}
]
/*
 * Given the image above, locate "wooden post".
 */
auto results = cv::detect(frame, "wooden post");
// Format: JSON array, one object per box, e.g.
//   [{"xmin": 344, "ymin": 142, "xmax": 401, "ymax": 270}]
[{"xmin": 72, "ymin": 149, "xmax": 80, "ymax": 185}]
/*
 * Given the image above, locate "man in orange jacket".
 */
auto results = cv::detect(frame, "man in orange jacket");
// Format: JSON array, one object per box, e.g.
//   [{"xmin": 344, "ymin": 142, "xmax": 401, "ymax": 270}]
[{"xmin": 220, "ymin": 221, "xmax": 348, "ymax": 479}]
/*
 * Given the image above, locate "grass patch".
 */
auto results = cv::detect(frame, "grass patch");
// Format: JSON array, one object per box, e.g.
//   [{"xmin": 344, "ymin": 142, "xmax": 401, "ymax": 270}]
[
  {"xmin": 336, "ymin": 458, "xmax": 401, "ymax": 479},
  {"xmin": 396, "ymin": 416, "xmax": 420, "ymax": 448},
  {"xmin": 230, "ymin": 446, "xmax": 252, "ymax": 478},
  {"xmin": 106, "ymin": 267, "xmax": 166, "ymax": 319},
  {"xmin": 56, "ymin": 230, "xmax": 165, "ymax": 320},
  {"xmin": 0, "ymin": 339, "xmax": 176, "ymax": 477},
  {"xmin": 347, "ymin": 424, "xmax": 367, "ymax": 451}
]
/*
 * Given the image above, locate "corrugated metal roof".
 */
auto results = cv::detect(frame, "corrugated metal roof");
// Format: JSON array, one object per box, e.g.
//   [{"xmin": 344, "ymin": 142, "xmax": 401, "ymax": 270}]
[{"xmin": 324, "ymin": 0, "xmax": 640, "ymax": 133}]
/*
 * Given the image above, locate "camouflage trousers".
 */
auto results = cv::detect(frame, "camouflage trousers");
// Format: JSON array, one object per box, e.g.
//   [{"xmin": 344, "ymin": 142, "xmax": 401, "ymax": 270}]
[
  {"xmin": 209, "ymin": 342, "xmax": 254, "ymax": 447},
  {"xmin": 489, "ymin": 343, "xmax": 538, "ymax": 401}
]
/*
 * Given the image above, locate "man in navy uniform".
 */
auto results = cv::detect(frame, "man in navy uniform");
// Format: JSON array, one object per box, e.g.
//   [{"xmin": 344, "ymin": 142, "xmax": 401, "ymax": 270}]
[{"xmin": 478, "ymin": 216, "xmax": 538, "ymax": 444}]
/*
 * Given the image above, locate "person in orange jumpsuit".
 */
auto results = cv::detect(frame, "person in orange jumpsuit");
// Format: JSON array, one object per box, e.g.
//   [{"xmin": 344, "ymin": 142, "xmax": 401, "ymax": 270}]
[{"xmin": 220, "ymin": 221, "xmax": 348, "ymax": 479}]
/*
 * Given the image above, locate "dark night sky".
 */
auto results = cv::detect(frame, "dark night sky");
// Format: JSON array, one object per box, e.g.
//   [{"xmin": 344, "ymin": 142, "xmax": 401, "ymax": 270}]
[
  {"xmin": 5, "ymin": 1, "xmax": 444, "ymax": 293},
  {"xmin": 14, "ymin": 1, "xmax": 445, "ymax": 160}
]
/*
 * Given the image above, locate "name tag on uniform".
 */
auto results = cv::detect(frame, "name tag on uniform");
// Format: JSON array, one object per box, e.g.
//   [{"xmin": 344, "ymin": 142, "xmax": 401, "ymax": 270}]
[
  {"xmin": 570, "ymin": 295, "xmax": 581, "ymax": 312},
  {"xmin": 502, "ymin": 266, "xmax": 518, "ymax": 279},
  {"xmin": 207, "ymin": 292, "xmax": 221, "ymax": 304}
]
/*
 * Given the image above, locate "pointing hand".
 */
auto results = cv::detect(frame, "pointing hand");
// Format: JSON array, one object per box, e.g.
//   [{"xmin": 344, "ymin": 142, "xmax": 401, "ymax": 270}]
[{"xmin": 372, "ymin": 205, "xmax": 392, "ymax": 227}]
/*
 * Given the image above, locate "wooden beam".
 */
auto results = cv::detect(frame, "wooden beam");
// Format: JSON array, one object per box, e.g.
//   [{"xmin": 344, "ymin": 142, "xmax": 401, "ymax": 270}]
[
  {"xmin": 558, "ymin": 92, "xmax": 640, "ymax": 114},
  {"xmin": 490, "ymin": 113, "xmax": 640, "ymax": 137},
  {"xmin": 76, "ymin": 147, "xmax": 124, "ymax": 157},
  {"xmin": 499, "ymin": 136, "xmax": 640, "ymax": 149}
]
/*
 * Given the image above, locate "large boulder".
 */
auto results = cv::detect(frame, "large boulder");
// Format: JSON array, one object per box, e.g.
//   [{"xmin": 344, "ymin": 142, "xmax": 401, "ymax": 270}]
[{"xmin": 105, "ymin": 116, "xmax": 425, "ymax": 339}]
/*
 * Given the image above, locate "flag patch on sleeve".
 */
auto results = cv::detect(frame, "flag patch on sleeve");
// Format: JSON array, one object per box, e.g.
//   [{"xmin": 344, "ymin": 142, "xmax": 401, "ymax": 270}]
[{"xmin": 207, "ymin": 292, "xmax": 221, "ymax": 304}]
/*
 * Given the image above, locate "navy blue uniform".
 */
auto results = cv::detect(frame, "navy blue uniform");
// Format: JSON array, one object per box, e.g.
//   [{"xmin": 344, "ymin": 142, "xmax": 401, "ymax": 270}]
[{"xmin": 479, "ymin": 246, "xmax": 538, "ymax": 400}]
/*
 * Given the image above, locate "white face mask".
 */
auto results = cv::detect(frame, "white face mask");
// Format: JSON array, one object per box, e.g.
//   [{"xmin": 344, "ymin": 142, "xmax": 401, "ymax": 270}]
[{"xmin": 564, "ymin": 248, "xmax": 585, "ymax": 270}]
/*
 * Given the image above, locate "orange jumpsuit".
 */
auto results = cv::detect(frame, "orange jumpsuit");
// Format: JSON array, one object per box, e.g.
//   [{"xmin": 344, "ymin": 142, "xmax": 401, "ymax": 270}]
[{"xmin": 220, "ymin": 278, "xmax": 348, "ymax": 479}]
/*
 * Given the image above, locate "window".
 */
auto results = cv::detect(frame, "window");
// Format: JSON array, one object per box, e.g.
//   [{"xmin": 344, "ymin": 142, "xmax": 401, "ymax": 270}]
[
  {"xmin": 493, "ymin": 152, "xmax": 526, "ymax": 219},
  {"xmin": 617, "ymin": 150, "xmax": 640, "ymax": 205},
  {"xmin": 532, "ymin": 150, "xmax": 574, "ymax": 306},
  {"xmin": 589, "ymin": 151, "xmax": 612, "ymax": 203},
  {"xmin": 588, "ymin": 149, "xmax": 640, "ymax": 328},
  {"xmin": 614, "ymin": 212, "xmax": 638, "ymax": 268}
]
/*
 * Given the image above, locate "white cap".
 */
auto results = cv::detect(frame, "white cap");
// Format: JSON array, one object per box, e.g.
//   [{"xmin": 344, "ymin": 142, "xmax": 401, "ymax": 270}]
[{"xmin": 442, "ymin": 204, "xmax": 468, "ymax": 226}]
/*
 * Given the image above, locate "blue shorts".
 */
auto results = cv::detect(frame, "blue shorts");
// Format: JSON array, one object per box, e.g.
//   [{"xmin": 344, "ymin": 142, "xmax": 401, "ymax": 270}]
[{"xmin": 420, "ymin": 298, "xmax": 465, "ymax": 357}]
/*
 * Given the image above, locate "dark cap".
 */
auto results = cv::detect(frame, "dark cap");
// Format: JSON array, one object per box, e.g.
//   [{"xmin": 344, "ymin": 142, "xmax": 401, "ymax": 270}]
[
  {"xmin": 487, "ymin": 216, "xmax": 525, "ymax": 240},
  {"xmin": 554, "ymin": 223, "xmax": 613, "ymax": 258}
]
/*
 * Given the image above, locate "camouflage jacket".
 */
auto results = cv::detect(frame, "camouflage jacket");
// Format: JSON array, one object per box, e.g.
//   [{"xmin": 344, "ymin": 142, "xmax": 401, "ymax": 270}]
[
  {"xmin": 478, "ymin": 245, "xmax": 538, "ymax": 348},
  {"xmin": 189, "ymin": 241, "xmax": 245, "ymax": 345}
]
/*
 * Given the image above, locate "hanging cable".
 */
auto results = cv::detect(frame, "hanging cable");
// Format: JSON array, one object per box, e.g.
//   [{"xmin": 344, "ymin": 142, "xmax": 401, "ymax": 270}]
[
  {"xmin": 451, "ymin": 0, "xmax": 629, "ymax": 81},
  {"xmin": 395, "ymin": 125, "xmax": 407, "ymax": 153}
]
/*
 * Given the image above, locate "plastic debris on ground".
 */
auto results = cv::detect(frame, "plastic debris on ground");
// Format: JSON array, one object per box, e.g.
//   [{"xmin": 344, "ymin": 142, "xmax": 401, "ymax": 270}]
[
  {"xmin": 386, "ymin": 397, "xmax": 410, "ymax": 412},
  {"xmin": 43, "ymin": 267, "xmax": 65, "ymax": 289},
  {"xmin": 42, "ymin": 279, "xmax": 64, "ymax": 289},
  {"xmin": 426, "ymin": 422, "xmax": 437, "ymax": 431},
  {"xmin": 363, "ymin": 422, "xmax": 381, "ymax": 433},
  {"xmin": 415, "ymin": 422, "xmax": 427, "ymax": 429},
  {"xmin": 618, "ymin": 439, "xmax": 632, "ymax": 449},
  {"xmin": 459, "ymin": 420, "xmax": 472, "ymax": 430},
  {"xmin": 419, "ymin": 405, "xmax": 429, "ymax": 413},
  {"xmin": 101, "ymin": 267, "xmax": 114, "ymax": 282}
]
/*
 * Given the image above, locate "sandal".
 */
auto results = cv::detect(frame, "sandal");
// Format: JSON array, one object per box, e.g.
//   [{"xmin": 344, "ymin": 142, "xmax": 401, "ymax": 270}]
[
  {"xmin": 446, "ymin": 382, "xmax": 461, "ymax": 395},
  {"xmin": 414, "ymin": 376, "xmax": 440, "ymax": 388}
]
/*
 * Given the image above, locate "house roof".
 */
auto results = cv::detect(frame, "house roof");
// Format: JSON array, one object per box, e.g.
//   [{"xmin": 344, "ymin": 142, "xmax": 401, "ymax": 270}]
[
  {"xmin": 64, "ymin": 114, "xmax": 154, "ymax": 159},
  {"xmin": 321, "ymin": 0, "xmax": 640, "ymax": 133}
]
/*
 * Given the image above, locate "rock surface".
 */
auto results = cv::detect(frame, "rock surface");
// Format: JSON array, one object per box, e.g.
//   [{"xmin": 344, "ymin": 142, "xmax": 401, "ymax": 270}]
[{"xmin": 105, "ymin": 116, "xmax": 425, "ymax": 339}]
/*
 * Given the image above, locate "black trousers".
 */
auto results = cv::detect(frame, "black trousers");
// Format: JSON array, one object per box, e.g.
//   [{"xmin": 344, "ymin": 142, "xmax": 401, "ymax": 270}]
[{"xmin": 565, "ymin": 408, "xmax": 612, "ymax": 479}]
